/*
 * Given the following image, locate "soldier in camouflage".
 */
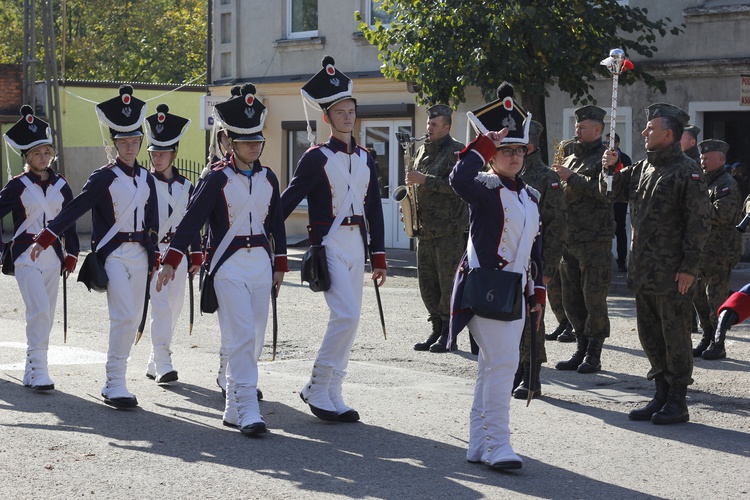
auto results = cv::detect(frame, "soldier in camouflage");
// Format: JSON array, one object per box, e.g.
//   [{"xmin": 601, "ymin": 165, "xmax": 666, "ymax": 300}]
[
  {"xmin": 692, "ymin": 139, "xmax": 742, "ymax": 360},
  {"xmin": 681, "ymin": 125, "xmax": 701, "ymax": 165},
  {"xmin": 513, "ymin": 120, "xmax": 566, "ymax": 399},
  {"xmin": 603, "ymin": 103, "xmax": 711, "ymax": 425},
  {"xmin": 409, "ymin": 105, "xmax": 468, "ymax": 353},
  {"xmin": 551, "ymin": 105, "xmax": 613, "ymax": 374}
]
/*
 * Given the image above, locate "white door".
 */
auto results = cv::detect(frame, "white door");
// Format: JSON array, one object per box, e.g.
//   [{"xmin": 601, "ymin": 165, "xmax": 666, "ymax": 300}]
[
  {"xmin": 360, "ymin": 120, "xmax": 411, "ymax": 248},
  {"xmin": 360, "ymin": 120, "xmax": 413, "ymax": 249}
]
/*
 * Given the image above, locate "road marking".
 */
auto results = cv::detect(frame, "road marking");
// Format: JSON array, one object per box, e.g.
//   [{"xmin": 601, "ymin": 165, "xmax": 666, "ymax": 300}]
[{"xmin": 0, "ymin": 342, "xmax": 107, "ymax": 370}]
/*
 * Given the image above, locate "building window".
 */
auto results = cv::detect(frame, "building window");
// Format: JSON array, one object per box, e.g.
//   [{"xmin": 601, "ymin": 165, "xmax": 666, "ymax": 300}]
[
  {"xmin": 220, "ymin": 52, "xmax": 232, "ymax": 78},
  {"xmin": 284, "ymin": 121, "xmax": 316, "ymax": 192},
  {"xmin": 368, "ymin": 0, "xmax": 393, "ymax": 26},
  {"xmin": 220, "ymin": 13, "xmax": 232, "ymax": 43},
  {"xmin": 287, "ymin": 0, "xmax": 318, "ymax": 38}
]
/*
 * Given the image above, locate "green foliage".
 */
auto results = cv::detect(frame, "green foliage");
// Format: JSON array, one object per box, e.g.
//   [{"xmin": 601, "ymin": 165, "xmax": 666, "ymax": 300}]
[
  {"xmin": 0, "ymin": 0, "xmax": 206, "ymax": 84},
  {"xmin": 358, "ymin": 0, "xmax": 683, "ymax": 108}
]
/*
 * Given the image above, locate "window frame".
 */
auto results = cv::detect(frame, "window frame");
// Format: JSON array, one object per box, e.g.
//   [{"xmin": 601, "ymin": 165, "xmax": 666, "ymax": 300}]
[{"xmin": 286, "ymin": 0, "xmax": 319, "ymax": 39}]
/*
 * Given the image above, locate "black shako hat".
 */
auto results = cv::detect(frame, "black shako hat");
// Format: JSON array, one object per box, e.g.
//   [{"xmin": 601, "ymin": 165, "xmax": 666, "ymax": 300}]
[
  {"xmin": 96, "ymin": 85, "xmax": 147, "ymax": 139},
  {"xmin": 467, "ymin": 82, "xmax": 531, "ymax": 145},
  {"xmin": 145, "ymin": 104, "xmax": 191, "ymax": 152},
  {"xmin": 301, "ymin": 55, "xmax": 356, "ymax": 111},
  {"xmin": 4, "ymin": 105, "xmax": 55, "ymax": 155},
  {"xmin": 213, "ymin": 83, "xmax": 267, "ymax": 142}
]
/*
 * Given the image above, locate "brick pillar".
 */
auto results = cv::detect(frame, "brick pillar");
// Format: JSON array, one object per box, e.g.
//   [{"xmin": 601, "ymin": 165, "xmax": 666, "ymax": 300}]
[{"xmin": 0, "ymin": 64, "xmax": 23, "ymax": 115}]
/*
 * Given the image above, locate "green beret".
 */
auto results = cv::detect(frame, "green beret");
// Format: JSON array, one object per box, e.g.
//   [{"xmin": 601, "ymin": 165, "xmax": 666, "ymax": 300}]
[
  {"xmin": 574, "ymin": 105, "xmax": 606, "ymax": 123},
  {"xmin": 684, "ymin": 125, "xmax": 700, "ymax": 138},
  {"xmin": 645, "ymin": 103, "xmax": 689, "ymax": 126},
  {"xmin": 427, "ymin": 104, "xmax": 452, "ymax": 119},
  {"xmin": 698, "ymin": 139, "xmax": 729, "ymax": 155}
]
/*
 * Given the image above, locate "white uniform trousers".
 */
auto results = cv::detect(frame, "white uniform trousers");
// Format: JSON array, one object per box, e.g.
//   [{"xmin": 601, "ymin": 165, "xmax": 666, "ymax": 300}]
[
  {"xmin": 147, "ymin": 258, "xmax": 188, "ymax": 378},
  {"xmin": 466, "ymin": 312, "xmax": 526, "ymax": 466},
  {"xmin": 102, "ymin": 243, "xmax": 149, "ymax": 399},
  {"xmin": 317, "ymin": 227, "xmax": 365, "ymax": 372},
  {"xmin": 15, "ymin": 246, "xmax": 60, "ymax": 387},
  {"xmin": 214, "ymin": 247, "xmax": 271, "ymax": 427}
]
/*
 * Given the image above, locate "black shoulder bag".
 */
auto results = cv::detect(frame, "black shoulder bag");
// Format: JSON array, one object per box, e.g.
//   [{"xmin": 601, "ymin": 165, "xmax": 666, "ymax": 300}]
[{"xmin": 461, "ymin": 267, "xmax": 523, "ymax": 321}]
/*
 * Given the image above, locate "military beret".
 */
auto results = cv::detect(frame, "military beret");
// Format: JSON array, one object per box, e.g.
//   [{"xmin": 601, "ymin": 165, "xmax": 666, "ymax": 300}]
[
  {"xmin": 684, "ymin": 125, "xmax": 700, "ymax": 138},
  {"xmin": 574, "ymin": 105, "xmax": 606, "ymax": 123},
  {"xmin": 427, "ymin": 104, "xmax": 452, "ymax": 119},
  {"xmin": 645, "ymin": 103, "xmax": 689, "ymax": 126},
  {"xmin": 698, "ymin": 139, "xmax": 729, "ymax": 155},
  {"xmin": 528, "ymin": 120, "xmax": 544, "ymax": 138}
]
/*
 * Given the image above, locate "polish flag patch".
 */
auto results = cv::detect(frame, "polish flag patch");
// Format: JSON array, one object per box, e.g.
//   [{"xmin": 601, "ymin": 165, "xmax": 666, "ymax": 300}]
[
  {"xmin": 691, "ymin": 173, "xmax": 700, "ymax": 181},
  {"xmin": 551, "ymin": 182, "xmax": 560, "ymax": 189}
]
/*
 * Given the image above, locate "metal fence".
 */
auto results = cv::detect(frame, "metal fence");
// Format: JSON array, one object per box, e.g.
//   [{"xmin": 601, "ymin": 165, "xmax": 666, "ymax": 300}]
[{"xmin": 174, "ymin": 157, "xmax": 206, "ymax": 186}]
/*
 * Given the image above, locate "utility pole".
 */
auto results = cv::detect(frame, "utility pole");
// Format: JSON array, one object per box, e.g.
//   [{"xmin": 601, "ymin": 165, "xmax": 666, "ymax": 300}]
[{"xmin": 22, "ymin": 0, "xmax": 65, "ymax": 175}]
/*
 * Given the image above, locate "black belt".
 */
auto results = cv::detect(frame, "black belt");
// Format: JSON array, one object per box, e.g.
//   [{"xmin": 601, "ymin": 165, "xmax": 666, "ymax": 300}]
[{"xmin": 113, "ymin": 231, "xmax": 147, "ymax": 243}]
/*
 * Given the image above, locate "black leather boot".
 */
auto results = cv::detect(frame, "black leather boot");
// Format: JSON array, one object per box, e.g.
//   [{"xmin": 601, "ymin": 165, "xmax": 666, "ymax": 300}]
[
  {"xmin": 692, "ymin": 332, "xmax": 712, "ymax": 357},
  {"xmin": 545, "ymin": 319, "xmax": 570, "ymax": 341},
  {"xmin": 513, "ymin": 362, "xmax": 542, "ymax": 400},
  {"xmin": 651, "ymin": 384, "xmax": 689, "ymax": 424},
  {"xmin": 414, "ymin": 317, "xmax": 442, "ymax": 351},
  {"xmin": 555, "ymin": 336, "xmax": 588, "ymax": 370},
  {"xmin": 577, "ymin": 338, "xmax": 603, "ymax": 373},
  {"xmin": 430, "ymin": 321, "xmax": 456, "ymax": 353},
  {"xmin": 702, "ymin": 321, "xmax": 728, "ymax": 360},
  {"xmin": 556, "ymin": 322, "xmax": 575, "ymax": 343},
  {"xmin": 629, "ymin": 378, "xmax": 669, "ymax": 421}
]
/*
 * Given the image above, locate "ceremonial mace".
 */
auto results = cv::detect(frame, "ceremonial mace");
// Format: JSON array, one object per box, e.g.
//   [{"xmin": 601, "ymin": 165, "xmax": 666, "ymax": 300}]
[{"xmin": 600, "ymin": 48, "xmax": 634, "ymax": 195}]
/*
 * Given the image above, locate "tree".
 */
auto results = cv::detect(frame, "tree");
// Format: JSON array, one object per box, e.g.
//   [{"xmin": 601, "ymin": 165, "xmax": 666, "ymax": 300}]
[
  {"xmin": 0, "ymin": 0, "xmax": 206, "ymax": 84},
  {"xmin": 357, "ymin": 0, "xmax": 683, "ymax": 154}
]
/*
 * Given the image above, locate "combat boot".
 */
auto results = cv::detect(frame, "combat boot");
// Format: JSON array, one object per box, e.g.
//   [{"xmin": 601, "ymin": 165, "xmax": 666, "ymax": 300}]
[
  {"xmin": 555, "ymin": 336, "xmax": 588, "ymax": 371},
  {"xmin": 692, "ymin": 332, "xmax": 712, "ymax": 357},
  {"xmin": 545, "ymin": 319, "xmax": 570, "ymax": 341},
  {"xmin": 414, "ymin": 317, "xmax": 442, "ymax": 351},
  {"xmin": 702, "ymin": 324, "xmax": 728, "ymax": 360},
  {"xmin": 577, "ymin": 338, "xmax": 603, "ymax": 374},
  {"xmin": 512, "ymin": 362, "xmax": 542, "ymax": 400},
  {"xmin": 430, "ymin": 321, "xmax": 457, "ymax": 353},
  {"xmin": 628, "ymin": 377, "xmax": 669, "ymax": 421},
  {"xmin": 651, "ymin": 384, "xmax": 689, "ymax": 425},
  {"xmin": 556, "ymin": 322, "xmax": 575, "ymax": 343},
  {"xmin": 701, "ymin": 341, "xmax": 726, "ymax": 360}
]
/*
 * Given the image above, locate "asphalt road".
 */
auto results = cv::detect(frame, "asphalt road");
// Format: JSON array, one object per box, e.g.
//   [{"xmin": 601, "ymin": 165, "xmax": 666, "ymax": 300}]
[{"xmin": 1, "ymin": 266, "xmax": 749, "ymax": 499}]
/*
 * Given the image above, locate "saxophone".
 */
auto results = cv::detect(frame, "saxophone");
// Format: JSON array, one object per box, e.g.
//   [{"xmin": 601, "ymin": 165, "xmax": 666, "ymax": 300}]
[
  {"xmin": 552, "ymin": 138, "xmax": 566, "ymax": 165},
  {"xmin": 393, "ymin": 132, "xmax": 428, "ymax": 238}
]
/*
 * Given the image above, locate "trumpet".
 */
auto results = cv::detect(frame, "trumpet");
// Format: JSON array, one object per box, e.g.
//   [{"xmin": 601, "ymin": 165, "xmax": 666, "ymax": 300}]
[{"xmin": 393, "ymin": 132, "xmax": 428, "ymax": 238}]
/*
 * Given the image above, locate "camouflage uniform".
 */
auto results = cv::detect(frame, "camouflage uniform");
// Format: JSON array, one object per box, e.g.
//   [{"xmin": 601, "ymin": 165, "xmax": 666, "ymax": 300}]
[
  {"xmin": 413, "ymin": 134, "xmax": 467, "ymax": 327},
  {"xmin": 560, "ymin": 138, "xmax": 613, "ymax": 340},
  {"xmin": 519, "ymin": 149, "xmax": 566, "ymax": 363},
  {"xmin": 683, "ymin": 145, "xmax": 701, "ymax": 166},
  {"xmin": 604, "ymin": 140, "xmax": 711, "ymax": 386},
  {"xmin": 693, "ymin": 143, "xmax": 742, "ymax": 355}
]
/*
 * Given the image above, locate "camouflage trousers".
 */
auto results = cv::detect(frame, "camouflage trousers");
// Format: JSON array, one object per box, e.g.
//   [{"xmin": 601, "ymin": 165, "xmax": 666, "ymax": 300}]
[
  {"xmin": 635, "ymin": 291, "xmax": 694, "ymax": 386},
  {"xmin": 417, "ymin": 232, "xmax": 466, "ymax": 323},
  {"xmin": 546, "ymin": 269, "xmax": 566, "ymax": 325},
  {"xmin": 693, "ymin": 265, "xmax": 734, "ymax": 337},
  {"xmin": 561, "ymin": 241, "xmax": 611, "ymax": 338},
  {"xmin": 519, "ymin": 307, "xmax": 547, "ymax": 363}
]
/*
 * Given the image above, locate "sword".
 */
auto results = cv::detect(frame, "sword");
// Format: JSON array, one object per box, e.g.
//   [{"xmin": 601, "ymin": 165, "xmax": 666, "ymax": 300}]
[
  {"xmin": 134, "ymin": 270, "xmax": 151, "ymax": 346},
  {"xmin": 63, "ymin": 269, "xmax": 68, "ymax": 343},
  {"xmin": 188, "ymin": 272, "xmax": 194, "ymax": 335},
  {"xmin": 369, "ymin": 249, "xmax": 387, "ymax": 340},
  {"xmin": 269, "ymin": 235, "xmax": 278, "ymax": 360},
  {"xmin": 527, "ymin": 295, "xmax": 539, "ymax": 407}
]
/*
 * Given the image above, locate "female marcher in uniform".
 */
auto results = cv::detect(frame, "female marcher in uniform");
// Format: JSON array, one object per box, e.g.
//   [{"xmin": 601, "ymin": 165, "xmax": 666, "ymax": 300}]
[
  {"xmin": 449, "ymin": 83, "xmax": 545, "ymax": 470},
  {"xmin": 1, "ymin": 106, "xmax": 79, "ymax": 391},
  {"xmin": 143, "ymin": 104, "xmax": 201, "ymax": 384},
  {"xmin": 31, "ymin": 85, "xmax": 158, "ymax": 409},
  {"xmin": 281, "ymin": 56, "xmax": 388, "ymax": 423},
  {"xmin": 155, "ymin": 83, "xmax": 287, "ymax": 436}
]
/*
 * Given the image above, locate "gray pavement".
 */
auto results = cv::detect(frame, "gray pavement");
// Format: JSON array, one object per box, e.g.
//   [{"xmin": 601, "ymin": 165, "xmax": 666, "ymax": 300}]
[{"xmin": 1, "ymin": 249, "xmax": 749, "ymax": 499}]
